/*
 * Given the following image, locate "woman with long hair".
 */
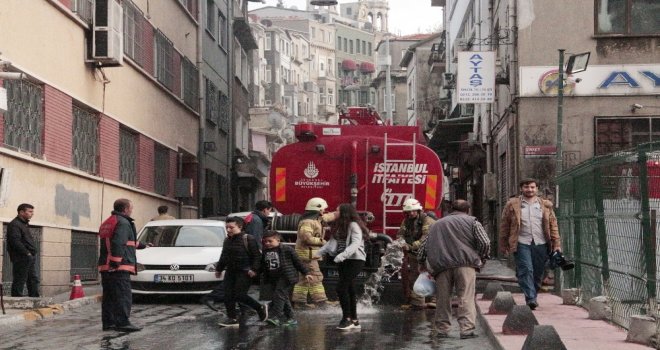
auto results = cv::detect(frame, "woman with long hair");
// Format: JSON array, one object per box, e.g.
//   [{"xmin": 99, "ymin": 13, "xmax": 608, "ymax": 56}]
[{"xmin": 316, "ymin": 203, "xmax": 369, "ymax": 330}]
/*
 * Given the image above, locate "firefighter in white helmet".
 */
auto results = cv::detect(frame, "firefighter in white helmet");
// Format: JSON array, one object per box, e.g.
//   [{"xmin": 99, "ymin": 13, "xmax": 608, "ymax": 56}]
[
  {"xmin": 398, "ymin": 198, "xmax": 436, "ymax": 309},
  {"xmin": 292, "ymin": 197, "xmax": 337, "ymax": 308}
]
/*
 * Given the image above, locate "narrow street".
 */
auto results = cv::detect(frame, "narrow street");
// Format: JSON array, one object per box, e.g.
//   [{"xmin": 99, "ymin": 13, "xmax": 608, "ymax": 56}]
[{"xmin": 0, "ymin": 298, "xmax": 496, "ymax": 350}]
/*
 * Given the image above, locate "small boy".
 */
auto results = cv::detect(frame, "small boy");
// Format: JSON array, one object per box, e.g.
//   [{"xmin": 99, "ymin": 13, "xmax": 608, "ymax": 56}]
[
  {"xmin": 216, "ymin": 217, "xmax": 268, "ymax": 327},
  {"xmin": 261, "ymin": 230, "xmax": 313, "ymax": 326}
]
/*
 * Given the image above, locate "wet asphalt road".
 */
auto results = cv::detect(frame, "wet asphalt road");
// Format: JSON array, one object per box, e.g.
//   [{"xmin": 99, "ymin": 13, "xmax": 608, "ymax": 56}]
[{"xmin": 0, "ymin": 296, "xmax": 496, "ymax": 350}]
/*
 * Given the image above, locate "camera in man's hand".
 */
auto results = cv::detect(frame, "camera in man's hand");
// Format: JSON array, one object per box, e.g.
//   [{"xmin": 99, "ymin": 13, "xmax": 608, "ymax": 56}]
[{"xmin": 549, "ymin": 250, "xmax": 575, "ymax": 271}]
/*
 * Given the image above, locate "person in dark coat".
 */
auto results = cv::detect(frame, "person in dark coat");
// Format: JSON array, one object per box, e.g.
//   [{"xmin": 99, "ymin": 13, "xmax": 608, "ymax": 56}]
[
  {"xmin": 7, "ymin": 203, "xmax": 39, "ymax": 297},
  {"xmin": 261, "ymin": 231, "xmax": 312, "ymax": 326},
  {"xmin": 245, "ymin": 200, "xmax": 273, "ymax": 250},
  {"xmin": 98, "ymin": 198, "xmax": 149, "ymax": 332},
  {"xmin": 216, "ymin": 217, "xmax": 268, "ymax": 327}
]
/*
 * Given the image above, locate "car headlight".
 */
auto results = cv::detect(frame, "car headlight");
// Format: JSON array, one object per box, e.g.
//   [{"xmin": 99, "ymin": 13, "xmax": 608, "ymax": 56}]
[
  {"xmin": 136, "ymin": 263, "xmax": 145, "ymax": 272},
  {"xmin": 205, "ymin": 263, "xmax": 217, "ymax": 272}
]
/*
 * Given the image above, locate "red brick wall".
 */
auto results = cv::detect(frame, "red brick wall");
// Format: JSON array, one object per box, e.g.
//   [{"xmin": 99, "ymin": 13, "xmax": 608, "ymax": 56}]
[
  {"xmin": 43, "ymin": 85, "xmax": 73, "ymax": 167},
  {"xmin": 142, "ymin": 20, "xmax": 155, "ymax": 75},
  {"xmin": 0, "ymin": 79, "xmax": 4, "ymax": 145},
  {"xmin": 98, "ymin": 115, "xmax": 120, "ymax": 181},
  {"xmin": 169, "ymin": 150, "xmax": 177, "ymax": 198},
  {"xmin": 138, "ymin": 135, "xmax": 154, "ymax": 191}
]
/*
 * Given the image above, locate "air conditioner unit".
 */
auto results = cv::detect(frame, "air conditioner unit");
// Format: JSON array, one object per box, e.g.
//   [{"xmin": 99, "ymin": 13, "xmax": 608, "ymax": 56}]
[
  {"xmin": 442, "ymin": 72, "xmax": 455, "ymax": 88},
  {"xmin": 92, "ymin": 0, "xmax": 123, "ymax": 66}
]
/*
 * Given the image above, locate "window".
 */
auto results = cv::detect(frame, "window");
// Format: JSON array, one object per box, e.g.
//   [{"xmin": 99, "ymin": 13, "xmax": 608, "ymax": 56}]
[
  {"xmin": 218, "ymin": 11, "xmax": 228, "ymax": 48},
  {"xmin": 265, "ymin": 67, "xmax": 271, "ymax": 83},
  {"xmin": 344, "ymin": 38, "xmax": 347, "ymax": 52},
  {"xmin": 123, "ymin": 0, "xmax": 144, "ymax": 64},
  {"xmin": 265, "ymin": 32, "xmax": 272, "ymax": 50},
  {"xmin": 368, "ymin": 42, "xmax": 372, "ymax": 55},
  {"xmin": 72, "ymin": 0, "xmax": 94, "ymax": 24},
  {"xmin": 119, "ymin": 128, "xmax": 137, "ymax": 186},
  {"xmin": 596, "ymin": 0, "xmax": 660, "ymax": 35},
  {"xmin": 72, "ymin": 105, "xmax": 99, "ymax": 174},
  {"xmin": 328, "ymin": 59, "xmax": 333, "ymax": 75},
  {"xmin": 362, "ymin": 41, "xmax": 366, "ymax": 56},
  {"xmin": 154, "ymin": 144, "xmax": 169, "ymax": 195},
  {"xmin": 206, "ymin": 0, "xmax": 216, "ymax": 37},
  {"xmin": 320, "ymin": 87, "xmax": 326, "ymax": 104},
  {"xmin": 70, "ymin": 230, "xmax": 98, "ymax": 281},
  {"xmin": 320, "ymin": 30, "xmax": 325, "ymax": 43},
  {"xmin": 347, "ymin": 7, "xmax": 352, "ymax": 15},
  {"xmin": 595, "ymin": 117, "xmax": 660, "ymax": 155},
  {"xmin": 219, "ymin": 91, "xmax": 230, "ymax": 132},
  {"xmin": 155, "ymin": 30, "xmax": 175, "ymax": 90},
  {"xmin": 357, "ymin": 40, "xmax": 361, "ymax": 54},
  {"xmin": 311, "ymin": 27, "xmax": 316, "ymax": 39},
  {"xmin": 206, "ymin": 79, "xmax": 219, "ymax": 124},
  {"xmin": 337, "ymin": 36, "xmax": 342, "ymax": 49},
  {"xmin": 328, "ymin": 88, "xmax": 334, "ymax": 105},
  {"xmin": 3, "ymin": 80, "xmax": 43, "ymax": 155},
  {"xmin": 350, "ymin": 40, "xmax": 354, "ymax": 54},
  {"xmin": 182, "ymin": 57, "xmax": 199, "ymax": 111}
]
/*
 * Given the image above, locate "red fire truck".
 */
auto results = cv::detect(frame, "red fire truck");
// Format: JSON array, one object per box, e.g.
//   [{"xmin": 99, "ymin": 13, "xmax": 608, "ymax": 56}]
[{"xmin": 268, "ymin": 107, "xmax": 444, "ymax": 302}]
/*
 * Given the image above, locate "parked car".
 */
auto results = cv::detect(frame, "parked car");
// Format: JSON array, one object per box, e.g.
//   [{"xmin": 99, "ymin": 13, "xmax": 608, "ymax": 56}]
[{"xmin": 130, "ymin": 219, "xmax": 226, "ymax": 295}]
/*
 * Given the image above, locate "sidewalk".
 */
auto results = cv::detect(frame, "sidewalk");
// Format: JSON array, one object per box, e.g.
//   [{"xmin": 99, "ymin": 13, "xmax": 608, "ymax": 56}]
[
  {"xmin": 0, "ymin": 284, "xmax": 102, "ymax": 327},
  {"xmin": 475, "ymin": 260, "xmax": 649, "ymax": 350}
]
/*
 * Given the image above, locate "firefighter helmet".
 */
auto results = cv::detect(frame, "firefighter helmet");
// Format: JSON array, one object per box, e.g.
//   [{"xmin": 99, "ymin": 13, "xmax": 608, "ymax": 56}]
[
  {"xmin": 305, "ymin": 197, "xmax": 328, "ymax": 211},
  {"xmin": 402, "ymin": 198, "xmax": 423, "ymax": 212}
]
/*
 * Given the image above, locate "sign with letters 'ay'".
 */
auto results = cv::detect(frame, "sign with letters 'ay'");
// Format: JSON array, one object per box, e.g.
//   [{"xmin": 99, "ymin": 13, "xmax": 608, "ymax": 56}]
[{"xmin": 457, "ymin": 51, "xmax": 495, "ymax": 104}]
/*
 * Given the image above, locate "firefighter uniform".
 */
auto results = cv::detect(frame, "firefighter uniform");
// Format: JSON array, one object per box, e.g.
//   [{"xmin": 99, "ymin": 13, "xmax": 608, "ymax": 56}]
[
  {"xmin": 292, "ymin": 216, "xmax": 327, "ymax": 304},
  {"xmin": 398, "ymin": 212, "xmax": 435, "ymax": 307}
]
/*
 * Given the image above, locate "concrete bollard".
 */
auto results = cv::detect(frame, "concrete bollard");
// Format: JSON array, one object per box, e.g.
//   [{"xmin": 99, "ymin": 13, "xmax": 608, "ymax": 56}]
[
  {"xmin": 482, "ymin": 282, "xmax": 505, "ymax": 300},
  {"xmin": 502, "ymin": 305, "xmax": 539, "ymax": 335},
  {"xmin": 561, "ymin": 288, "xmax": 579, "ymax": 305},
  {"xmin": 626, "ymin": 315, "xmax": 656, "ymax": 346},
  {"xmin": 588, "ymin": 296, "xmax": 612, "ymax": 320},
  {"xmin": 522, "ymin": 325, "xmax": 568, "ymax": 350},
  {"xmin": 488, "ymin": 291, "xmax": 516, "ymax": 315}
]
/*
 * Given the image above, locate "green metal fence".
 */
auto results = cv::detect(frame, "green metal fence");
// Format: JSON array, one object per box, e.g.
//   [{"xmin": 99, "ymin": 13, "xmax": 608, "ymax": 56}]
[{"xmin": 557, "ymin": 142, "xmax": 660, "ymax": 329}]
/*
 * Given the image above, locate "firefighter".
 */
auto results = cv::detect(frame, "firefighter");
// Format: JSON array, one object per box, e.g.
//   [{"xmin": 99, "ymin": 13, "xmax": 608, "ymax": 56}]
[
  {"xmin": 398, "ymin": 198, "xmax": 436, "ymax": 309},
  {"xmin": 292, "ymin": 197, "xmax": 336, "ymax": 308}
]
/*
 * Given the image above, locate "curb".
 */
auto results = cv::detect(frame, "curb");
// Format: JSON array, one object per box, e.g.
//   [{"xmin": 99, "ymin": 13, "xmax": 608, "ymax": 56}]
[
  {"xmin": 476, "ymin": 301, "xmax": 506, "ymax": 350},
  {"xmin": 0, "ymin": 294, "xmax": 102, "ymax": 328}
]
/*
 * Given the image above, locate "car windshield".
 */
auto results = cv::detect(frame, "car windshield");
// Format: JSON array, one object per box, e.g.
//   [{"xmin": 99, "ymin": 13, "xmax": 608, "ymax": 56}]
[{"xmin": 138, "ymin": 225, "xmax": 226, "ymax": 247}]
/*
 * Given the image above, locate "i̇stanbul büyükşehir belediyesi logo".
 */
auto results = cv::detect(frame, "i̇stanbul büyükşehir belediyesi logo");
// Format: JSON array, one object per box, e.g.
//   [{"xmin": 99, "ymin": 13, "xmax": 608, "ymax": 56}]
[{"xmin": 304, "ymin": 161, "xmax": 319, "ymax": 178}]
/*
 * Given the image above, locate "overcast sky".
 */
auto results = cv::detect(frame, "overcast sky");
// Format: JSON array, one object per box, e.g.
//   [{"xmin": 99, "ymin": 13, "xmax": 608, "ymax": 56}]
[{"xmin": 248, "ymin": 1, "xmax": 443, "ymax": 35}]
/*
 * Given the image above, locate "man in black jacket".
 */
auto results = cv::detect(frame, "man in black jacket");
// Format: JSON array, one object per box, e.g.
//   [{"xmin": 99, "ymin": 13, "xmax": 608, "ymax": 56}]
[
  {"xmin": 98, "ymin": 198, "xmax": 148, "ymax": 332},
  {"xmin": 216, "ymin": 217, "xmax": 268, "ymax": 327},
  {"xmin": 245, "ymin": 200, "xmax": 273, "ymax": 250},
  {"xmin": 7, "ymin": 203, "xmax": 39, "ymax": 297}
]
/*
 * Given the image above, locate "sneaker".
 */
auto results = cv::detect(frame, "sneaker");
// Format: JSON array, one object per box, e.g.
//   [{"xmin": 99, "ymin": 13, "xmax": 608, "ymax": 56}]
[
  {"xmin": 266, "ymin": 318, "xmax": 280, "ymax": 326},
  {"xmin": 282, "ymin": 319, "xmax": 298, "ymax": 326},
  {"xmin": 527, "ymin": 301, "xmax": 538, "ymax": 310},
  {"xmin": 218, "ymin": 318, "xmax": 239, "ymax": 327},
  {"xmin": 337, "ymin": 318, "xmax": 353, "ymax": 330},
  {"xmin": 257, "ymin": 304, "xmax": 269, "ymax": 322},
  {"xmin": 351, "ymin": 320, "xmax": 361, "ymax": 329}
]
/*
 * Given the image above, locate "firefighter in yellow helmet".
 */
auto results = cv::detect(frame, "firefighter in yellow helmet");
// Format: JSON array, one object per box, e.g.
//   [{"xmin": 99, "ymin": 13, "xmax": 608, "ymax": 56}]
[
  {"xmin": 292, "ymin": 197, "xmax": 337, "ymax": 308},
  {"xmin": 398, "ymin": 198, "xmax": 436, "ymax": 309}
]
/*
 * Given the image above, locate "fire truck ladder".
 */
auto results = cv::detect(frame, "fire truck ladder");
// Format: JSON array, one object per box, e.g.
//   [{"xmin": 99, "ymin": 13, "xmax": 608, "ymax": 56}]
[{"xmin": 382, "ymin": 132, "xmax": 417, "ymax": 236}]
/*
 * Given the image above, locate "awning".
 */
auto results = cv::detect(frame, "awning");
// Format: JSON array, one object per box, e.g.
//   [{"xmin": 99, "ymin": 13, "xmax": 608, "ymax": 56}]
[
  {"xmin": 342, "ymin": 59, "xmax": 357, "ymax": 71},
  {"xmin": 360, "ymin": 62, "xmax": 375, "ymax": 74}
]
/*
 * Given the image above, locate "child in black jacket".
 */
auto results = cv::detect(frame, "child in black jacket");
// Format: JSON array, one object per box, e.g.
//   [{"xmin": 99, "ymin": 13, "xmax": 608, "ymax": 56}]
[{"xmin": 261, "ymin": 231, "xmax": 313, "ymax": 326}]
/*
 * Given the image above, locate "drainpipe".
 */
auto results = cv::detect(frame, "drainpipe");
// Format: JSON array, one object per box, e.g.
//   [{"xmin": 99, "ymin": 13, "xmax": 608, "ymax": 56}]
[
  {"xmin": 228, "ymin": 0, "xmax": 236, "ymax": 212},
  {"xmin": 197, "ymin": 0, "xmax": 206, "ymax": 217},
  {"xmin": 510, "ymin": 0, "xmax": 519, "ymax": 186}
]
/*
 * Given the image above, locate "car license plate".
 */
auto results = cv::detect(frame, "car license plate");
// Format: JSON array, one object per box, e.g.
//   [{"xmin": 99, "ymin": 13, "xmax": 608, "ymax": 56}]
[{"xmin": 154, "ymin": 274, "xmax": 194, "ymax": 283}]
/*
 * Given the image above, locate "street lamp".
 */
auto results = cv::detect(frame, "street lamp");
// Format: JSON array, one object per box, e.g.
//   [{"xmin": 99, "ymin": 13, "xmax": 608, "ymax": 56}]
[{"xmin": 556, "ymin": 50, "xmax": 590, "ymax": 176}]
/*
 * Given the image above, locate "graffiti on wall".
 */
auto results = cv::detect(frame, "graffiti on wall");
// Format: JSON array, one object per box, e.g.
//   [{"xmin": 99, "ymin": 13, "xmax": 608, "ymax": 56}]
[{"xmin": 55, "ymin": 184, "xmax": 91, "ymax": 226}]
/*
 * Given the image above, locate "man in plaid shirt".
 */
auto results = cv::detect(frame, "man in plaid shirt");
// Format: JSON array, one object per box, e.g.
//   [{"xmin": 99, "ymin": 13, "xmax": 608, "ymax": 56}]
[{"xmin": 418, "ymin": 199, "xmax": 490, "ymax": 339}]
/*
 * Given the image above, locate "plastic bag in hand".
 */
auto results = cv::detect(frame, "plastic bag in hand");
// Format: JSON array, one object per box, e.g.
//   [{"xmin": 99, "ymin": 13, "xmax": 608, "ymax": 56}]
[{"xmin": 413, "ymin": 272, "xmax": 436, "ymax": 297}]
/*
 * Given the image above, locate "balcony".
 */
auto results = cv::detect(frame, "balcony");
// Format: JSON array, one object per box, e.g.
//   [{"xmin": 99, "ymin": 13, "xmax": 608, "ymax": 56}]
[{"xmin": 428, "ymin": 43, "xmax": 446, "ymax": 73}]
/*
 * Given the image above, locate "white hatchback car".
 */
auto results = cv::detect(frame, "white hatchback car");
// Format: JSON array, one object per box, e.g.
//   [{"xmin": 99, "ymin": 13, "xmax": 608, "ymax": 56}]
[{"xmin": 130, "ymin": 219, "xmax": 226, "ymax": 295}]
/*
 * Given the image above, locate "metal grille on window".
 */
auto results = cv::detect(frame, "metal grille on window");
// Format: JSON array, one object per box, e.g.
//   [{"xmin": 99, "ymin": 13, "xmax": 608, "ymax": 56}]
[
  {"xmin": 154, "ymin": 145, "xmax": 169, "ymax": 195},
  {"xmin": 70, "ymin": 231, "xmax": 98, "ymax": 281},
  {"xmin": 155, "ymin": 30, "xmax": 174, "ymax": 90},
  {"xmin": 72, "ymin": 0, "xmax": 94, "ymax": 24},
  {"xmin": 219, "ymin": 92, "xmax": 229, "ymax": 132},
  {"xmin": 206, "ymin": 79, "xmax": 219, "ymax": 124},
  {"xmin": 3, "ymin": 80, "xmax": 44, "ymax": 155},
  {"xmin": 2, "ymin": 224, "xmax": 42, "ymax": 296},
  {"xmin": 119, "ymin": 128, "xmax": 137, "ymax": 186},
  {"xmin": 123, "ymin": 0, "xmax": 144, "ymax": 65},
  {"xmin": 72, "ymin": 106, "xmax": 99, "ymax": 174},
  {"xmin": 183, "ymin": 57, "xmax": 199, "ymax": 111}
]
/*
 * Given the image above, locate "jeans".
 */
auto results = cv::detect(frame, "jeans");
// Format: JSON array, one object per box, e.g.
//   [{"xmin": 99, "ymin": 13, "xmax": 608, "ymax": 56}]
[
  {"xmin": 268, "ymin": 277, "xmax": 294, "ymax": 321},
  {"xmin": 11, "ymin": 255, "xmax": 40, "ymax": 297},
  {"xmin": 336, "ymin": 259, "xmax": 365, "ymax": 320},
  {"xmin": 514, "ymin": 242, "xmax": 548, "ymax": 303},
  {"xmin": 223, "ymin": 270, "xmax": 262, "ymax": 319}
]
